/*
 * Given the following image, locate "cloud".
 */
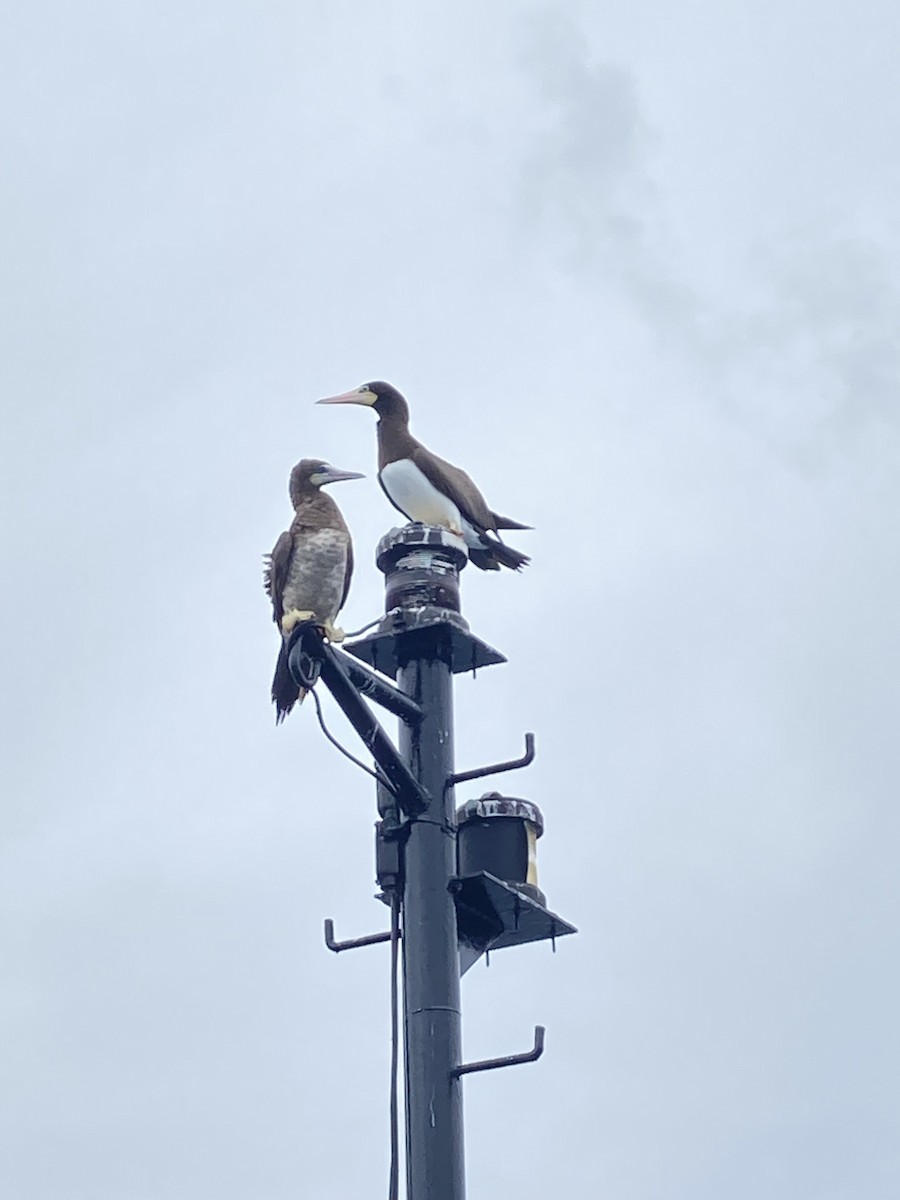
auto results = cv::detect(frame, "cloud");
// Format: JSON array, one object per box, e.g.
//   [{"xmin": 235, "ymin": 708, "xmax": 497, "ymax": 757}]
[
  {"xmin": 510, "ymin": 7, "xmax": 900, "ymax": 463},
  {"xmin": 719, "ymin": 227, "xmax": 900, "ymax": 460}
]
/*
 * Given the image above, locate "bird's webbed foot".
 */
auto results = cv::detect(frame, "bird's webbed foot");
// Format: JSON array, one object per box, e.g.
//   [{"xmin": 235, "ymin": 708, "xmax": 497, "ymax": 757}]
[
  {"xmin": 281, "ymin": 609, "xmax": 317, "ymax": 636},
  {"xmin": 319, "ymin": 621, "xmax": 346, "ymax": 644}
]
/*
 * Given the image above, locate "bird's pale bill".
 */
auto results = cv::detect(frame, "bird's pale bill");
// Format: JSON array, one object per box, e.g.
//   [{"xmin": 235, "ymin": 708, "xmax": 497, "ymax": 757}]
[
  {"xmin": 311, "ymin": 464, "xmax": 365, "ymax": 485},
  {"xmin": 317, "ymin": 386, "xmax": 377, "ymax": 407}
]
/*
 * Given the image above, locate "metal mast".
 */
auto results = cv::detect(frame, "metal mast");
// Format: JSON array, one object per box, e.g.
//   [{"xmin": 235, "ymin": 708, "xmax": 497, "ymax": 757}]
[
  {"xmin": 391, "ymin": 540, "xmax": 467, "ymax": 1200},
  {"xmin": 288, "ymin": 523, "xmax": 576, "ymax": 1200}
]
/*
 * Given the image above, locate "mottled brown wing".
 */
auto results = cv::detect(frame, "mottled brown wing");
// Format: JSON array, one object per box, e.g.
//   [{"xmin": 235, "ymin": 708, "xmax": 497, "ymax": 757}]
[
  {"xmin": 339, "ymin": 536, "xmax": 354, "ymax": 614},
  {"xmin": 263, "ymin": 530, "xmax": 294, "ymax": 626},
  {"xmin": 410, "ymin": 446, "xmax": 496, "ymax": 534}
]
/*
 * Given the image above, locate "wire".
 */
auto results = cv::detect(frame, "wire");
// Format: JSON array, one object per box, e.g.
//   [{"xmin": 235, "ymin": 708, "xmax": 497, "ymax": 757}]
[
  {"xmin": 388, "ymin": 890, "xmax": 401, "ymax": 1200},
  {"xmin": 308, "ymin": 687, "xmax": 397, "ymax": 793},
  {"xmin": 342, "ymin": 607, "xmax": 402, "ymax": 641},
  {"xmin": 299, "ymin": 639, "xmax": 404, "ymax": 1196}
]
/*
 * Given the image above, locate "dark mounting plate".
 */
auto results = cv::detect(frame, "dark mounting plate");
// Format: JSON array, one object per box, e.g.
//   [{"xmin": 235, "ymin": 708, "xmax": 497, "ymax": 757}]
[
  {"xmin": 451, "ymin": 871, "xmax": 577, "ymax": 954},
  {"xmin": 346, "ymin": 614, "xmax": 506, "ymax": 679}
]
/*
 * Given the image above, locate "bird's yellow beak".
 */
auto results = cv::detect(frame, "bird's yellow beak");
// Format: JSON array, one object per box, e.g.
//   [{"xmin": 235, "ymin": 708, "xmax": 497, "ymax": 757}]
[{"xmin": 317, "ymin": 387, "xmax": 377, "ymax": 407}]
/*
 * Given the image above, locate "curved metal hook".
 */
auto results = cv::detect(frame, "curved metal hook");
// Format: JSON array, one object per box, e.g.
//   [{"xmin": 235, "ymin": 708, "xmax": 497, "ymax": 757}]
[
  {"xmin": 448, "ymin": 732, "xmax": 536, "ymax": 788},
  {"xmin": 324, "ymin": 918, "xmax": 393, "ymax": 953},
  {"xmin": 451, "ymin": 1025, "xmax": 545, "ymax": 1077}
]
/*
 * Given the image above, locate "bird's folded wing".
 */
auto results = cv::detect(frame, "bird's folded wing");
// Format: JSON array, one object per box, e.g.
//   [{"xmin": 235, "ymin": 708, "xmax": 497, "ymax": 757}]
[
  {"xmin": 411, "ymin": 447, "xmax": 496, "ymax": 534},
  {"xmin": 340, "ymin": 537, "xmax": 354, "ymax": 612},
  {"xmin": 264, "ymin": 530, "xmax": 294, "ymax": 625}
]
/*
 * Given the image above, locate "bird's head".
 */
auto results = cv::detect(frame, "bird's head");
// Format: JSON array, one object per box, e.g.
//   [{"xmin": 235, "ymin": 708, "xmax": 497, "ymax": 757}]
[
  {"xmin": 317, "ymin": 381, "xmax": 410, "ymax": 423},
  {"xmin": 289, "ymin": 458, "xmax": 364, "ymax": 505}
]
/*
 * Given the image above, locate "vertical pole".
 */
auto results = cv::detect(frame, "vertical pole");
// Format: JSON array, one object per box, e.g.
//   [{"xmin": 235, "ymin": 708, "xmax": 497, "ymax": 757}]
[
  {"xmin": 373, "ymin": 526, "xmax": 468, "ymax": 1200},
  {"xmin": 399, "ymin": 643, "xmax": 464, "ymax": 1200}
]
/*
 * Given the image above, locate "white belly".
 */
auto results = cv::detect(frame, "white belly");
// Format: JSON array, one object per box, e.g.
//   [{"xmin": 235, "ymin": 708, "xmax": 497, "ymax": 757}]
[
  {"xmin": 380, "ymin": 459, "xmax": 464, "ymax": 533},
  {"xmin": 379, "ymin": 458, "xmax": 490, "ymax": 553}
]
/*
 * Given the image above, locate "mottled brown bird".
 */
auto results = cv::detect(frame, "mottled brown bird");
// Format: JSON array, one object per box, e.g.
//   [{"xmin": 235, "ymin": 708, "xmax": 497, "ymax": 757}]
[{"xmin": 264, "ymin": 458, "xmax": 363, "ymax": 723}]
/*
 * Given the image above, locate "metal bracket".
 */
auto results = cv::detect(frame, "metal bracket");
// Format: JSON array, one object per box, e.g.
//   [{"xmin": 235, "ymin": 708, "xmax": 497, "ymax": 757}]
[
  {"xmin": 451, "ymin": 1025, "xmax": 545, "ymax": 1077},
  {"xmin": 288, "ymin": 625, "xmax": 429, "ymax": 816},
  {"xmin": 448, "ymin": 732, "xmax": 536, "ymax": 787},
  {"xmin": 323, "ymin": 918, "xmax": 394, "ymax": 953},
  {"xmin": 332, "ymin": 646, "xmax": 423, "ymax": 724}
]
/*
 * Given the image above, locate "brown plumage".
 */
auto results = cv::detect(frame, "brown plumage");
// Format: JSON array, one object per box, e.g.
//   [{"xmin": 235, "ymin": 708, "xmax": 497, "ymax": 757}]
[
  {"xmin": 317, "ymin": 381, "xmax": 531, "ymax": 571},
  {"xmin": 264, "ymin": 458, "xmax": 362, "ymax": 723}
]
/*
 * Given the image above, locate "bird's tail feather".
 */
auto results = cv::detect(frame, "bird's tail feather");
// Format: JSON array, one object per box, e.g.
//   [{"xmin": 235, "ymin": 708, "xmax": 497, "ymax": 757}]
[
  {"xmin": 470, "ymin": 537, "xmax": 530, "ymax": 572},
  {"xmin": 491, "ymin": 511, "xmax": 533, "ymax": 531},
  {"xmin": 468, "ymin": 548, "xmax": 501, "ymax": 571},
  {"xmin": 272, "ymin": 642, "xmax": 305, "ymax": 724}
]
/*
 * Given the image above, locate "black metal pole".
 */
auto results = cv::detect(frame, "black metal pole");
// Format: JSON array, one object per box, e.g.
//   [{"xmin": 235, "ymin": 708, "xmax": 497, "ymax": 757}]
[
  {"xmin": 399, "ymin": 642, "xmax": 464, "ymax": 1200},
  {"xmin": 307, "ymin": 524, "xmax": 575, "ymax": 1197},
  {"xmin": 375, "ymin": 527, "xmax": 468, "ymax": 1200}
]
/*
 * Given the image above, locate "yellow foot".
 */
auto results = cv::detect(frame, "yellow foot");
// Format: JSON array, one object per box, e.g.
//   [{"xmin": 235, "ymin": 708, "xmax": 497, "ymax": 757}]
[
  {"xmin": 281, "ymin": 609, "xmax": 316, "ymax": 636},
  {"xmin": 320, "ymin": 621, "xmax": 345, "ymax": 643}
]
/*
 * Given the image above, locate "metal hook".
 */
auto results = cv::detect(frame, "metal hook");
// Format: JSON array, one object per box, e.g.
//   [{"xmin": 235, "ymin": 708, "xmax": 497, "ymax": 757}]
[
  {"xmin": 451, "ymin": 1025, "xmax": 545, "ymax": 1078},
  {"xmin": 447, "ymin": 732, "xmax": 536, "ymax": 787},
  {"xmin": 324, "ymin": 918, "xmax": 394, "ymax": 953}
]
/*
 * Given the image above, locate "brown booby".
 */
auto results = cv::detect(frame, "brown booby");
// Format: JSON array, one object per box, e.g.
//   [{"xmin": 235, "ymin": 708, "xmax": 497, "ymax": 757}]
[
  {"xmin": 317, "ymin": 382, "xmax": 530, "ymax": 571},
  {"xmin": 264, "ymin": 458, "xmax": 363, "ymax": 723}
]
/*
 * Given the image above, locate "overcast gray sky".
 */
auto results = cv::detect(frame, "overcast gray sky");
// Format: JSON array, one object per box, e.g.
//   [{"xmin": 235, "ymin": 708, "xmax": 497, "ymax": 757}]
[{"xmin": 2, "ymin": 2, "xmax": 899, "ymax": 1197}]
